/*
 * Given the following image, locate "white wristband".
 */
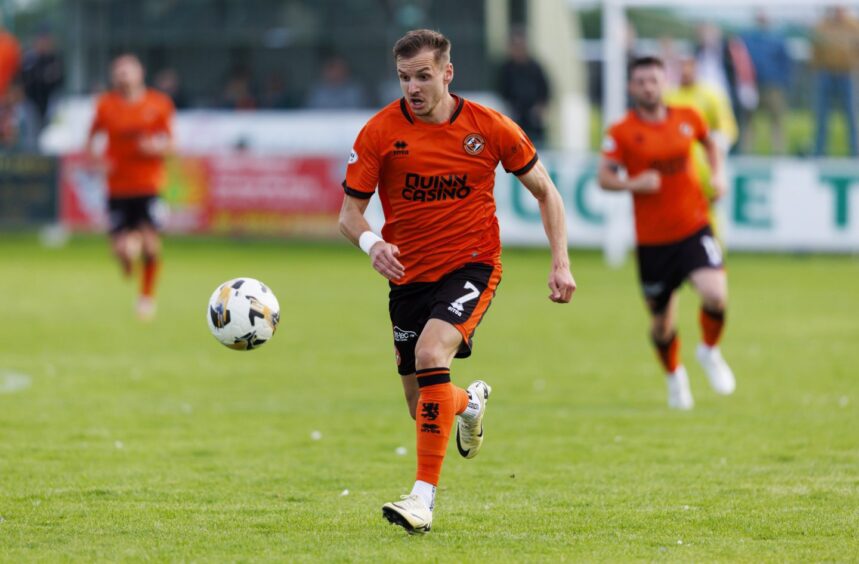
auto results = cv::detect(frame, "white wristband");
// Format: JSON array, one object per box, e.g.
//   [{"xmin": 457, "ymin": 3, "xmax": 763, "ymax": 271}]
[{"xmin": 358, "ymin": 231, "xmax": 384, "ymax": 255}]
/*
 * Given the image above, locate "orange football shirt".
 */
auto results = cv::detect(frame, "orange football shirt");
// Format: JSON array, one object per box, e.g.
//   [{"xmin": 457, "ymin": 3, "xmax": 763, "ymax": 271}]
[
  {"xmin": 602, "ymin": 106, "xmax": 710, "ymax": 245},
  {"xmin": 90, "ymin": 89, "xmax": 175, "ymax": 198},
  {"xmin": 344, "ymin": 95, "xmax": 538, "ymax": 285}
]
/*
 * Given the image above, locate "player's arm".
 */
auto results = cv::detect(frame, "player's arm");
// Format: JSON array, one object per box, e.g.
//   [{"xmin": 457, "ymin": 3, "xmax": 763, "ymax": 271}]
[
  {"xmin": 517, "ymin": 160, "xmax": 576, "ymax": 304},
  {"xmin": 338, "ymin": 194, "xmax": 404, "ymax": 281},
  {"xmin": 140, "ymin": 103, "xmax": 176, "ymax": 157},
  {"xmin": 699, "ymin": 135, "xmax": 726, "ymax": 201},
  {"xmin": 597, "ymin": 158, "xmax": 660, "ymax": 194}
]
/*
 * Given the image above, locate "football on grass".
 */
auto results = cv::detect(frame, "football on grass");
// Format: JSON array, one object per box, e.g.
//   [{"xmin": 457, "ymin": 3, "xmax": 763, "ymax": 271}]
[{"xmin": 207, "ymin": 277, "xmax": 280, "ymax": 350}]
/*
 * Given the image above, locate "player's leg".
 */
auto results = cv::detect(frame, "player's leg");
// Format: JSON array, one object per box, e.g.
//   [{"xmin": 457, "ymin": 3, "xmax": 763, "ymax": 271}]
[
  {"xmin": 383, "ymin": 264, "xmax": 498, "ymax": 533},
  {"xmin": 400, "ymin": 373, "xmax": 419, "ymax": 420},
  {"xmin": 689, "ymin": 266, "xmax": 735, "ymax": 395},
  {"xmin": 382, "ymin": 319, "xmax": 469, "ymax": 533},
  {"xmin": 135, "ymin": 197, "xmax": 165, "ymax": 320},
  {"xmin": 110, "ymin": 231, "xmax": 134, "ymax": 277},
  {"xmin": 637, "ymin": 243, "xmax": 692, "ymax": 409},
  {"xmin": 107, "ymin": 198, "xmax": 134, "ymax": 277},
  {"xmin": 136, "ymin": 224, "xmax": 161, "ymax": 320},
  {"xmin": 650, "ymin": 291, "xmax": 693, "ymax": 410}
]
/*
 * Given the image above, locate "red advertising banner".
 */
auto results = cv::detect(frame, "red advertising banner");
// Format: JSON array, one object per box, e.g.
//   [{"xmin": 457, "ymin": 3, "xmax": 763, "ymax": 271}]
[
  {"xmin": 205, "ymin": 154, "xmax": 343, "ymax": 236},
  {"xmin": 59, "ymin": 153, "xmax": 345, "ymax": 237}
]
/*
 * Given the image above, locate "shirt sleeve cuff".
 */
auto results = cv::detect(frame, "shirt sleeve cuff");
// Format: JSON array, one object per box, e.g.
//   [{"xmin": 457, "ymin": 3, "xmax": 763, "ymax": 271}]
[{"xmin": 342, "ymin": 180, "xmax": 374, "ymax": 199}]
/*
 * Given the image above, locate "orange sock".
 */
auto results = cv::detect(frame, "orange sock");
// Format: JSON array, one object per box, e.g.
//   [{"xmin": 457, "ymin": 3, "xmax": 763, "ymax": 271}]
[
  {"xmin": 414, "ymin": 367, "xmax": 469, "ymax": 486},
  {"xmin": 141, "ymin": 256, "xmax": 160, "ymax": 298},
  {"xmin": 653, "ymin": 332, "xmax": 680, "ymax": 373},
  {"xmin": 700, "ymin": 307, "xmax": 725, "ymax": 347}
]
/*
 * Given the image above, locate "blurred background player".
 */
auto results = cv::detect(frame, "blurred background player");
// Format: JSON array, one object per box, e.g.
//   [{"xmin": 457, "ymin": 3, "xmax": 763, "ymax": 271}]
[
  {"xmin": 598, "ymin": 56, "xmax": 735, "ymax": 410},
  {"xmin": 87, "ymin": 54, "xmax": 175, "ymax": 320},
  {"xmin": 665, "ymin": 55, "xmax": 737, "ymax": 240},
  {"xmin": 339, "ymin": 29, "xmax": 575, "ymax": 533}
]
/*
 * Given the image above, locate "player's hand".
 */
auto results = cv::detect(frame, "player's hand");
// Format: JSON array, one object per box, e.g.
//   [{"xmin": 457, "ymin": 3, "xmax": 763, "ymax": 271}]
[
  {"xmin": 369, "ymin": 242, "xmax": 405, "ymax": 281},
  {"xmin": 709, "ymin": 171, "xmax": 727, "ymax": 202},
  {"xmin": 548, "ymin": 265, "xmax": 576, "ymax": 303},
  {"xmin": 629, "ymin": 170, "xmax": 661, "ymax": 194},
  {"xmin": 139, "ymin": 134, "xmax": 170, "ymax": 156}
]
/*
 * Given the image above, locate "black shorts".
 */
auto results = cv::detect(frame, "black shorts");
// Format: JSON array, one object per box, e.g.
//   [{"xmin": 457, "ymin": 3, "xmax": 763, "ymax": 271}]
[
  {"xmin": 636, "ymin": 225, "xmax": 724, "ymax": 314},
  {"xmin": 107, "ymin": 195, "xmax": 165, "ymax": 235},
  {"xmin": 389, "ymin": 262, "xmax": 501, "ymax": 376}
]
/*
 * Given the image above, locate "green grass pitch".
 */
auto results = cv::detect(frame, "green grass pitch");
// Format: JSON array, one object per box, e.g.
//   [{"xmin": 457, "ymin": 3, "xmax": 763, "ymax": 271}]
[{"xmin": 1, "ymin": 235, "xmax": 857, "ymax": 561}]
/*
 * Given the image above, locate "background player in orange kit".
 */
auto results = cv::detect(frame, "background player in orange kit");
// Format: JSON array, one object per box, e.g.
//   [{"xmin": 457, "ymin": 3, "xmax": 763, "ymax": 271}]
[
  {"xmin": 87, "ymin": 54, "xmax": 175, "ymax": 320},
  {"xmin": 598, "ymin": 56, "xmax": 736, "ymax": 410},
  {"xmin": 338, "ymin": 29, "xmax": 576, "ymax": 533}
]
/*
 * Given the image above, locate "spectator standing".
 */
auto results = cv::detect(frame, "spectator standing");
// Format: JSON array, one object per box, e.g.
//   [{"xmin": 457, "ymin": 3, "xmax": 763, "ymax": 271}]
[
  {"xmin": 741, "ymin": 12, "xmax": 791, "ymax": 154},
  {"xmin": 305, "ymin": 55, "xmax": 367, "ymax": 109},
  {"xmin": 153, "ymin": 68, "xmax": 189, "ymax": 109},
  {"xmin": 497, "ymin": 29, "xmax": 550, "ymax": 145},
  {"xmin": 21, "ymin": 28, "xmax": 62, "ymax": 130},
  {"xmin": 0, "ymin": 81, "xmax": 39, "ymax": 151},
  {"xmin": 696, "ymin": 24, "xmax": 757, "ymax": 153},
  {"xmin": 811, "ymin": 6, "xmax": 859, "ymax": 156},
  {"xmin": 221, "ymin": 66, "xmax": 257, "ymax": 110}
]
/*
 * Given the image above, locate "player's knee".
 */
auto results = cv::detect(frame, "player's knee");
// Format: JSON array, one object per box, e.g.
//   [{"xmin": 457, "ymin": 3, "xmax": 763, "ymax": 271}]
[
  {"xmin": 414, "ymin": 342, "xmax": 448, "ymax": 370},
  {"xmin": 650, "ymin": 320, "xmax": 674, "ymax": 342},
  {"xmin": 702, "ymin": 293, "xmax": 727, "ymax": 313}
]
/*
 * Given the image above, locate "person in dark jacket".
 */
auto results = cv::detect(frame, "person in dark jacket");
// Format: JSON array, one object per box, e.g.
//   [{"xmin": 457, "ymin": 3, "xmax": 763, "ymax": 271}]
[{"xmin": 497, "ymin": 29, "xmax": 550, "ymax": 146}]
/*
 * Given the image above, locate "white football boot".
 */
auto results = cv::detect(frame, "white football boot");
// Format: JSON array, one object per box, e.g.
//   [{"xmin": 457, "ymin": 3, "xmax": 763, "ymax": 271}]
[
  {"xmin": 136, "ymin": 296, "xmax": 156, "ymax": 321},
  {"xmin": 666, "ymin": 366, "xmax": 694, "ymax": 410},
  {"xmin": 456, "ymin": 380, "xmax": 491, "ymax": 459},
  {"xmin": 382, "ymin": 494, "xmax": 432, "ymax": 534},
  {"xmin": 696, "ymin": 344, "xmax": 736, "ymax": 395}
]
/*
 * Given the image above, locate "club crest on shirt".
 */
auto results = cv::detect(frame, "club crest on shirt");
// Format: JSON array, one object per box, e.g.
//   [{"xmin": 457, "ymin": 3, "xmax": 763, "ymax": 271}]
[
  {"xmin": 679, "ymin": 123, "xmax": 693, "ymax": 137},
  {"xmin": 463, "ymin": 133, "xmax": 485, "ymax": 155}
]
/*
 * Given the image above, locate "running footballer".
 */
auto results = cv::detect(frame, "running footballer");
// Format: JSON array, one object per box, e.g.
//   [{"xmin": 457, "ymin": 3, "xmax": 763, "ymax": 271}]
[
  {"xmin": 87, "ymin": 54, "xmax": 174, "ymax": 320},
  {"xmin": 339, "ymin": 29, "xmax": 576, "ymax": 533},
  {"xmin": 598, "ymin": 56, "xmax": 736, "ymax": 410}
]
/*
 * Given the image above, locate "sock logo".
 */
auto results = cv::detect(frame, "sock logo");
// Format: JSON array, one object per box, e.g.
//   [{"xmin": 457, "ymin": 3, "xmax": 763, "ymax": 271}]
[
  {"xmin": 420, "ymin": 423, "xmax": 441, "ymax": 434},
  {"xmin": 420, "ymin": 402, "xmax": 440, "ymax": 421}
]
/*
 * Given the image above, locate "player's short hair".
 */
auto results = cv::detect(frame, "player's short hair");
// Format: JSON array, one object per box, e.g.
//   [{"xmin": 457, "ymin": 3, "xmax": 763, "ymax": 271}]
[
  {"xmin": 112, "ymin": 52, "xmax": 143, "ymax": 68},
  {"xmin": 628, "ymin": 56, "xmax": 665, "ymax": 79},
  {"xmin": 393, "ymin": 29, "xmax": 451, "ymax": 65}
]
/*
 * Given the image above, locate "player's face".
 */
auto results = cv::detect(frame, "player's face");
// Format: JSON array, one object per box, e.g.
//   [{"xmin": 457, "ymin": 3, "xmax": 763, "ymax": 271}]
[
  {"xmin": 629, "ymin": 65, "xmax": 666, "ymax": 112},
  {"xmin": 396, "ymin": 49, "xmax": 453, "ymax": 119},
  {"xmin": 112, "ymin": 57, "xmax": 144, "ymax": 93}
]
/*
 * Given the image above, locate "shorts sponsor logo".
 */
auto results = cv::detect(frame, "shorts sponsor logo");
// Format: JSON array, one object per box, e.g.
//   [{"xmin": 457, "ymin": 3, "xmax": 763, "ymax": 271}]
[
  {"xmin": 347, "ymin": 149, "xmax": 358, "ymax": 164},
  {"xmin": 402, "ymin": 173, "xmax": 472, "ymax": 202},
  {"xmin": 642, "ymin": 282, "xmax": 665, "ymax": 297},
  {"xmin": 393, "ymin": 326, "xmax": 417, "ymax": 342},
  {"xmin": 463, "ymin": 133, "xmax": 485, "ymax": 155}
]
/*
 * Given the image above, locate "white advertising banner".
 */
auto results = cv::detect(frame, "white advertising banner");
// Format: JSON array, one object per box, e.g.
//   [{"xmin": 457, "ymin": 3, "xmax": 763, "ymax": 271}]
[{"xmin": 489, "ymin": 154, "xmax": 859, "ymax": 253}]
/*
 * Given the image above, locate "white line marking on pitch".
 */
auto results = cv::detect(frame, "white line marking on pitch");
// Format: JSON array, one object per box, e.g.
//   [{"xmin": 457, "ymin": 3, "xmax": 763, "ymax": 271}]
[{"xmin": 0, "ymin": 371, "xmax": 32, "ymax": 394}]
